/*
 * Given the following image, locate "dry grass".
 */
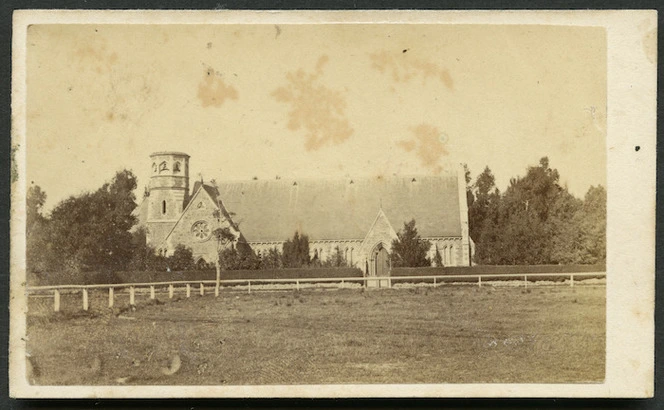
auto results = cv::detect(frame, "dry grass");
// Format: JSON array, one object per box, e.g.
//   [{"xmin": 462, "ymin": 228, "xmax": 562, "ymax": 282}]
[{"xmin": 25, "ymin": 285, "xmax": 605, "ymax": 385}]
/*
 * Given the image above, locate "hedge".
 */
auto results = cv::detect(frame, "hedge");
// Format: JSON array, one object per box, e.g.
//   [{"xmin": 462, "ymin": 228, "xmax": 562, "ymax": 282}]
[
  {"xmin": 27, "ymin": 264, "xmax": 605, "ymax": 287},
  {"xmin": 390, "ymin": 264, "xmax": 606, "ymax": 284},
  {"xmin": 28, "ymin": 267, "xmax": 364, "ymax": 286}
]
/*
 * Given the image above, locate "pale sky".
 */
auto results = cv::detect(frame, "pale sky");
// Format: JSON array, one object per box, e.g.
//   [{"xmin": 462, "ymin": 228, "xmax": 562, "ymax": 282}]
[{"xmin": 26, "ymin": 23, "xmax": 606, "ymax": 211}]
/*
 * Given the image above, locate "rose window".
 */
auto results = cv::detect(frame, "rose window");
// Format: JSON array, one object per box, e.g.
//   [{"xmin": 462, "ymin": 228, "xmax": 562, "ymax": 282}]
[{"xmin": 192, "ymin": 221, "xmax": 211, "ymax": 241}]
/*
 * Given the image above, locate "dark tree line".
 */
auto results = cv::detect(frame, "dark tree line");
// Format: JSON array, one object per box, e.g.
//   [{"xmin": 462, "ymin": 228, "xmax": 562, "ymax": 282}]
[
  {"xmin": 26, "ymin": 171, "xmax": 202, "ymax": 275},
  {"xmin": 27, "ymin": 170, "xmax": 139, "ymax": 274},
  {"xmin": 465, "ymin": 157, "xmax": 606, "ymax": 265},
  {"xmin": 216, "ymin": 231, "xmax": 351, "ymax": 271},
  {"xmin": 26, "ymin": 158, "xmax": 605, "ymax": 280}
]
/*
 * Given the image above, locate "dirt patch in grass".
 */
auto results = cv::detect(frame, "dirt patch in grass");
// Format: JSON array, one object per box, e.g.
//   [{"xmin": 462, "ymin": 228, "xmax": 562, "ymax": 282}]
[{"xmin": 25, "ymin": 285, "xmax": 605, "ymax": 385}]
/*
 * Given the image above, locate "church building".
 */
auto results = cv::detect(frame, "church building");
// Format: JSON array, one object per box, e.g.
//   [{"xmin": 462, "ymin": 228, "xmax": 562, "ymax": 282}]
[{"xmin": 135, "ymin": 151, "xmax": 473, "ymax": 276}]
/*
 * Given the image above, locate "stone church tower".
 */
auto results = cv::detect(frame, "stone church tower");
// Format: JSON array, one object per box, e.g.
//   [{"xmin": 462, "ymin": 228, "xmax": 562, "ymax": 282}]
[
  {"xmin": 145, "ymin": 151, "xmax": 190, "ymax": 251},
  {"xmin": 135, "ymin": 151, "xmax": 473, "ymax": 266}
]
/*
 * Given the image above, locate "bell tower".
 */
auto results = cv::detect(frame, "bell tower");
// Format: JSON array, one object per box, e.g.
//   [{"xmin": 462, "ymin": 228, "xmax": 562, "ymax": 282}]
[{"xmin": 146, "ymin": 151, "xmax": 190, "ymax": 247}]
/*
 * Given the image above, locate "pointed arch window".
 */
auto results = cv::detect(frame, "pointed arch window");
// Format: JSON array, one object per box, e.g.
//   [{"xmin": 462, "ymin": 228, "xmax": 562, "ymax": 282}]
[
  {"xmin": 173, "ymin": 162, "xmax": 181, "ymax": 173},
  {"xmin": 159, "ymin": 161, "xmax": 168, "ymax": 173},
  {"xmin": 152, "ymin": 163, "xmax": 157, "ymax": 173}
]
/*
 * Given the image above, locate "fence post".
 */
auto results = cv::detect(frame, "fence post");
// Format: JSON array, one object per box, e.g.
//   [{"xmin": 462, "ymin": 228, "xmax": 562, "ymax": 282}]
[
  {"xmin": 478, "ymin": 276, "xmax": 482, "ymax": 288},
  {"xmin": 524, "ymin": 275, "xmax": 528, "ymax": 288},
  {"xmin": 214, "ymin": 283, "xmax": 219, "ymax": 297},
  {"xmin": 296, "ymin": 280, "xmax": 300, "ymax": 291},
  {"xmin": 108, "ymin": 287, "xmax": 114, "ymax": 308},
  {"xmin": 168, "ymin": 284, "xmax": 174, "ymax": 299},
  {"xmin": 129, "ymin": 286, "xmax": 135, "ymax": 305},
  {"xmin": 150, "ymin": 286, "xmax": 155, "ymax": 300},
  {"xmin": 53, "ymin": 290, "xmax": 60, "ymax": 312},
  {"xmin": 82, "ymin": 289, "xmax": 89, "ymax": 311},
  {"xmin": 186, "ymin": 284, "xmax": 191, "ymax": 298},
  {"xmin": 570, "ymin": 274, "xmax": 574, "ymax": 288},
  {"xmin": 248, "ymin": 280, "xmax": 251, "ymax": 294},
  {"xmin": 200, "ymin": 283, "xmax": 204, "ymax": 296}
]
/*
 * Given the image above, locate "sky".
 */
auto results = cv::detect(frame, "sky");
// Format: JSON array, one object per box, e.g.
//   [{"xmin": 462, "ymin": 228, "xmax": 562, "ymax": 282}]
[{"xmin": 25, "ymin": 23, "xmax": 606, "ymax": 211}]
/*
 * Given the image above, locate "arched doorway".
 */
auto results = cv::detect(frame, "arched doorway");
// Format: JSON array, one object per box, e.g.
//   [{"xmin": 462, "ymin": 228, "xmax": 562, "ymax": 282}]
[
  {"xmin": 195, "ymin": 258, "xmax": 208, "ymax": 270},
  {"xmin": 374, "ymin": 245, "xmax": 390, "ymax": 277},
  {"xmin": 367, "ymin": 243, "xmax": 391, "ymax": 288}
]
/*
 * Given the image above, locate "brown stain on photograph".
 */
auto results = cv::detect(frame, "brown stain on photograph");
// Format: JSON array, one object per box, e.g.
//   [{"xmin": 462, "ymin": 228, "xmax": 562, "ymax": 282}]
[
  {"xmin": 197, "ymin": 68, "xmax": 239, "ymax": 108},
  {"xmin": 641, "ymin": 28, "xmax": 656, "ymax": 64},
  {"xmin": 271, "ymin": 55, "xmax": 353, "ymax": 151},
  {"xmin": 74, "ymin": 42, "xmax": 118, "ymax": 74},
  {"xmin": 369, "ymin": 49, "xmax": 454, "ymax": 90},
  {"xmin": 397, "ymin": 124, "xmax": 448, "ymax": 173}
]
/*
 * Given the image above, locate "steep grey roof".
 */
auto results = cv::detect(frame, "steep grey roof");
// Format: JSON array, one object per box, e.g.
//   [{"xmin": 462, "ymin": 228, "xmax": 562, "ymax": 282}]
[{"xmin": 214, "ymin": 174, "xmax": 462, "ymax": 242}]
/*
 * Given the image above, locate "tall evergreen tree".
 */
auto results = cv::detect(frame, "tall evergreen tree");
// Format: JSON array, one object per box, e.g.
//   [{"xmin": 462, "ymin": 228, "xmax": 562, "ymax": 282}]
[
  {"xmin": 282, "ymin": 231, "xmax": 311, "ymax": 268},
  {"xmin": 390, "ymin": 219, "xmax": 431, "ymax": 267}
]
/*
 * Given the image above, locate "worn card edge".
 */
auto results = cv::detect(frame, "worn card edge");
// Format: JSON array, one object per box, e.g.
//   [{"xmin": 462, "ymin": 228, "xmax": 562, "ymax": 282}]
[{"xmin": 8, "ymin": 9, "xmax": 657, "ymax": 399}]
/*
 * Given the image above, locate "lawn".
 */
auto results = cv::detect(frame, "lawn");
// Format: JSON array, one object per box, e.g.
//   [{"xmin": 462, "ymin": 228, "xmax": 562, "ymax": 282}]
[{"xmin": 25, "ymin": 284, "xmax": 605, "ymax": 385}]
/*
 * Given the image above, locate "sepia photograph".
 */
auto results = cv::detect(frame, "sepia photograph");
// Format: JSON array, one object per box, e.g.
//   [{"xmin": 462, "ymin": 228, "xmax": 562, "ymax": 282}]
[{"xmin": 9, "ymin": 10, "xmax": 656, "ymax": 398}]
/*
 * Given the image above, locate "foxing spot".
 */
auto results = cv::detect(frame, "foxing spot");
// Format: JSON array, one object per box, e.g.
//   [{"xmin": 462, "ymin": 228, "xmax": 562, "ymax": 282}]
[
  {"xmin": 398, "ymin": 124, "xmax": 449, "ymax": 173},
  {"xmin": 271, "ymin": 55, "xmax": 353, "ymax": 151},
  {"xmin": 370, "ymin": 49, "xmax": 454, "ymax": 90},
  {"xmin": 197, "ymin": 69, "xmax": 239, "ymax": 108}
]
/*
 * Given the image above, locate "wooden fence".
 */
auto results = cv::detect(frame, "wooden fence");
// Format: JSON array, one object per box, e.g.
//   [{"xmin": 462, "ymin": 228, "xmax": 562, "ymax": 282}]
[{"xmin": 25, "ymin": 272, "xmax": 605, "ymax": 313}]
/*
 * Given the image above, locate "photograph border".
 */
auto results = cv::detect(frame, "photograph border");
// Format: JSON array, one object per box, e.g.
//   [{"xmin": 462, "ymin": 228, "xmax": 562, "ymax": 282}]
[{"xmin": 8, "ymin": 8, "xmax": 657, "ymax": 399}]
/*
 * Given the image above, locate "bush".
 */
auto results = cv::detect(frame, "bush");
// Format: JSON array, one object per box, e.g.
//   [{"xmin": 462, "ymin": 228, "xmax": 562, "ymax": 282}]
[
  {"xmin": 392, "ymin": 264, "xmax": 604, "ymax": 276},
  {"xmin": 28, "ymin": 267, "xmax": 364, "ymax": 286}
]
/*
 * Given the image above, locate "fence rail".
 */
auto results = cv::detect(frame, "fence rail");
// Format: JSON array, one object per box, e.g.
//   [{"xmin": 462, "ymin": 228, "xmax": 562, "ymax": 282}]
[{"xmin": 26, "ymin": 272, "xmax": 605, "ymax": 312}]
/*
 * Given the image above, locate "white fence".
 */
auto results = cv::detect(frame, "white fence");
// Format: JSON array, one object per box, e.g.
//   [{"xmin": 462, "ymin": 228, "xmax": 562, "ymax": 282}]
[{"xmin": 25, "ymin": 272, "xmax": 606, "ymax": 313}]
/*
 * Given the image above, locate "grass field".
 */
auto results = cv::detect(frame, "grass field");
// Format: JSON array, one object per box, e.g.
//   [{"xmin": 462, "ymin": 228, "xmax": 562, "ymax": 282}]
[{"xmin": 25, "ymin": 284, "xmax": 605, "ymax": 385}]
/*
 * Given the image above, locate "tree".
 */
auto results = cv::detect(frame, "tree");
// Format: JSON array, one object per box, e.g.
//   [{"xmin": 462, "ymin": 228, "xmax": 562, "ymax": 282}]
[
  {"xmin": 260, "ymin": 247, "xmax": 283, "ymax": 269},
  {"xmin": 26, "ymin": 185, "xmax": 47, "ymax": 235},
  {"xmin": 468, "ymin": 166, "xmax": 499, "ymax": 246},
  {"xmin": 282, "ymin": 231, "xmax": 311, "ymax": 268},
  {"xmin": 324, "ymin": 245, "xmax": 348, "ymax": 268},
  {"xmin": 127, "ymin": 227, "xmax": 156, "ymax": 271},
  {"xmin": 550, "ymin": 185, "xmax": 606, "ymax": 264},
  {"xmin": 169, "ymin": 244, "xmax": 195, "ymax": 271},
  {"xmin": 580, "ymin": 185, "xmax": 607, "ymax": 264},
  {"xmin": 433, "ymin": 244, "xmax": 443, "ymax": 267},
  {"xmin": 47, "ymin": 170, "xmax": 138, "ymax": 273},
  {"xmin": 471, "ymin": 157, "xmax": 603, "ymax": 265},
  {"xmin": 235, "ymin": 241, "xmax": 261, "ymax": 270},
  {"xmin": 390, "ymin": 219, "xmax": 431, "ymax": 267},
  {"xmin": 26, "ymin": 185, "xmax": 52, "ymax": 273},
  {"xmin": 216, "ymin": 241, "xmax": 261, "ymax": 270},
  {"xmin": 462, "ymin": 163, "xmax": 475, "ymax": 210},
  {"xmin": 218, "ymin": 246, "xmax": 240, "ymax": 271}
]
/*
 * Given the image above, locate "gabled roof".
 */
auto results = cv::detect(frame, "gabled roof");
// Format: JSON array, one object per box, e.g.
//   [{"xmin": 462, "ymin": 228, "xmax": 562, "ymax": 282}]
[
  {"xmin": 157, "ymin": 183, "xmax": 221, "ymax": 248},
  {"xmin": 361, "ymin": 208, "xmax": 399, "ymax": 249},
  {"xmin": 213, "ymin": 174, "xmax": 462, "ymax": 242}
]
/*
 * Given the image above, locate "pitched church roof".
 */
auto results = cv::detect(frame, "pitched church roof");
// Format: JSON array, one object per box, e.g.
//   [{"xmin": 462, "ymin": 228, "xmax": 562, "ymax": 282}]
[{"xmin": 211, "ymin": 174, "xmax": 462, "ymax": 242}]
